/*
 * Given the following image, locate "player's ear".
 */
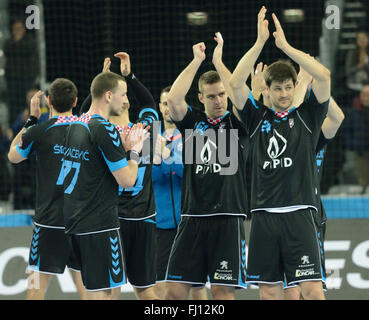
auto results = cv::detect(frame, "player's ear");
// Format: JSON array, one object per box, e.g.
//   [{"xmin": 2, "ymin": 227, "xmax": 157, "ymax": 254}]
[
  {"xmin": 198, "ymin": 92, "xmax": 204, "ymax": 105},
  {"xmin": 72, "ymin": 97, "xmax": 78, "ymax": 108},
  {"xmin": 104, "ymin": 90, "xmax": 112, "ymax": 103}
]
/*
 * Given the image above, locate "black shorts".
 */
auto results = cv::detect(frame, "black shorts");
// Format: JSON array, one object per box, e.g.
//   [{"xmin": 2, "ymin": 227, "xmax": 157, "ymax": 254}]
[
  {"xmin": 247, "ymin": 209, "xmax": 323, "ymax": 287},
  {"xmin": 67, "ymin": 229, "xmax": 126, "ymax": 291},
  {"xmin": 119, "ymin": 218, "xmax": 157, "ymax": 288},
  {"xmin": 165, "ymin": 215, "xmax": 247, "ymax": 288},
  {"xmin": 28, "ymin": 224, "xmax": 79, "ymax": 274},
  {"xmin": 156, "ymin": 227, "xmax": 177, "ymax": 282},
  {"xmin": 284, "ymin": 221, "xmax": 327, "ymax": 290}
]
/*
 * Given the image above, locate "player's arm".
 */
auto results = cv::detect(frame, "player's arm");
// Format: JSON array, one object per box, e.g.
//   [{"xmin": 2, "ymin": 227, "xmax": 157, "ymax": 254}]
[
  {"xmin": 153, "ymin": 134, "xmax": 171, "ymax": 165},
  {"xmin": 114, "ymin": 52, "xmax": 159, "ymax": 120},
  {"xmin": 8, "ymin": 90, "xmax": 43, "ymax": 163},
  {"xmin": 229, "ymin": 6, "xmax": 269, "ymax": 111},
  {"xmin": 212, "ymin": 32, "xmax": 236, "ymax": 104},
  {"xmin": 250, "ymin": 61, "xmax": 270, "ymax": 106},
  {"xmin": 78, "ymin": 58, "xmax": 111, "ymax": 116},
  {"xmin": 167, "ymin": 42, "xmax": 206, "ymax": 122},
  {"xmin": 321, "ymin": 98, "xmax": 345, "ymax": 139},
  {"xmin": 292, "ymin": 65, "xmax": 313, "ymax": 107},
  {"xmin": 271, "ymin": 13, "xmax": 331, "ymax": 103}
]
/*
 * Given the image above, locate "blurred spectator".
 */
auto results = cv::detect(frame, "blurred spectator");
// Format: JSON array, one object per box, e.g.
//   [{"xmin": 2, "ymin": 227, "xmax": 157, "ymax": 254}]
[
  {"xmin": 344, "ymin": 82, "xmax": 369, "ymax": 193},
  {"xmin": 9, "ymin": 88, "xmax": 48, "ymax": 210},
  {"xmin": 11, "ymin": 88, "xmax": 48, "ymax": 136},
  {"xmin": 345, "ymin": 31, "xmax": 369, "ymax": 93},
  {"xmin": 0, "ymin": 125, "xmax": 12, "ymax": 201},
  {"xmin": 3, "ymin": 19, "xmax": 39, "ymax": 125}
]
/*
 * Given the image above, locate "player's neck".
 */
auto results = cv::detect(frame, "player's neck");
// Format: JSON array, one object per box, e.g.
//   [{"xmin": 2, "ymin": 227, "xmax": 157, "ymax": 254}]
[
  {"xmin": 89, "ymin": 103, "xmax": 110, "ymax": 121},
  {"xmin": 109, "ymin": 110, "xmax": 130, "ymax": 127},
  {"xmin": 51, "ymin": 110, "xmax": 74, "ymax": 117},
  {"xmin": 271, "ymin": 105, "xmax": 293, "ymax": 113},
  {"xmin": 164, "ymin": 120, "xmax": 176, "ymax": 131}
]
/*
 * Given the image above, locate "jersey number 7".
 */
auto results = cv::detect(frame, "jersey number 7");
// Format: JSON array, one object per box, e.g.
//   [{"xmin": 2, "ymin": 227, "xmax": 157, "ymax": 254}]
[{"xmin": 56, "ymin": 159, "xmax": 81, "ymax": 194}]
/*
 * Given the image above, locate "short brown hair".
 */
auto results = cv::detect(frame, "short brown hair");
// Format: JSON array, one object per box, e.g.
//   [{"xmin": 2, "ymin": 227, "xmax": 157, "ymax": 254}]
[
  {"xmin": 49, "ymin": 78, "xmax": 78, "ymax": 113},
  {"xmin": 160, "ymin": 85, "xmax": 171, "ymax": 97},
  {"xmin": 198, "ymin": 71, "xmax": 221, "ymax": 92},
  {"xmin": 90, "ymin": 72, "xmax": 125, "ymax": 100},
  {"xmin": 263, "ymin": 60, "xmax": 297, "ymax": 87}
]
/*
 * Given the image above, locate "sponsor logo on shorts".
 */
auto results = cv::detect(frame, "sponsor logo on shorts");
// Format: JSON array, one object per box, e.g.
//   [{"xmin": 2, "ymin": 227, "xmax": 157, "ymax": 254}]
[
  {"xmin": 213, "ymin": 260, "xmax": 234, "ymax": 281},
  {"xmin": 295, "ymin": 269, "xmax": 316, "ymax": 277},
  {"xmin": 214, "ymin": 272, "xmax": 233, "ymax": 281},
  {"xmin": 301, "ymin": 255, "xmax": 310, "ymax": 264}
]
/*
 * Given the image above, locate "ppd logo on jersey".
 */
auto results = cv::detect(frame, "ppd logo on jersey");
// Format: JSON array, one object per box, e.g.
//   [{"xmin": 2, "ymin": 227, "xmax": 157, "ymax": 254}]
[
  {"xmin": 263, "ymin": 129, "xmax": 292, "ymax": 170},
  {"xmin": 184, "ymin": 128, "xmax": 239, "ymax": 176}
]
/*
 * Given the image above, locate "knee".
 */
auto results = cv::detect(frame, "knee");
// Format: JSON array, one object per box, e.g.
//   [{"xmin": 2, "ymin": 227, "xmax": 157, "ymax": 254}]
[
  {"xmin": 134, "ymin": 287, "xmax": 160, "ymax": 300},
  {"xmin": 301, "ymin": 283, "xmax": 325, "ymax": 300},
  {"xmin": 211, "ymin": 286, "xmax": 235, "ymax": 300},
  {"xmin": 283, "ymin": 287, "xmax": 301, "ymax": 300},
  {"xmin": 164, "ymin": 283, "xmax": 190, "ymax": 300},
  {"xmin": 259, "ymin": 285, "xmax": 284, "ymax": 300}
]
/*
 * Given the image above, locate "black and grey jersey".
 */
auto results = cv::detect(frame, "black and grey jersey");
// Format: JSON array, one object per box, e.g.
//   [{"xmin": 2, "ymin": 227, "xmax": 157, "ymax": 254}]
[
  {"xmin": 316, "ymin": 131, "xmax": 330, "ymax": 184},
  {"xmin": 63, "ymin": 113, "xmax": 128, "ymax": 234},
  {"xmin": 16, "ymin": 116, "xmax": 77, "ymax": 228},
  {"xmin": 116, "ymin": 107, "xmax": 159, "ymax": 220},
  {"xmin": 174, "ymin": 106, "xmax": 249, "ymax": 217},
  {"xmin": 316, "ymin": 131, "xmax": 331, "ymax": 224},
  {"xmin": 239, "ymin": 90, "xmax": 329, "ymax": 213}
]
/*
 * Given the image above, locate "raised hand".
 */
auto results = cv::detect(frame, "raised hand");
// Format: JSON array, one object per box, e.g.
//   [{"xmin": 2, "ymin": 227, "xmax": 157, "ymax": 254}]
[
  {"xmin": 30, "ymin": 90, "xmax": 44, "ymax": 119},
  {"xmin": 193, "ymin": 42, "xmax": 206, "ymax": 62},
  {"xmin": 120, "ymin": 122, "xmax": 150, "ymax": 154},
  {"xmin": 257, "ymin": 6, "xmax": 269, "ymax": 44},
  {"xmin": 272, "ymin": 13, "xmax": 288, "ymax": 50},
  {"xmin": 212, "ymin": 32, "xmax": 224, "ymax": 65},
  {"xmin": 114, "ymin": 52, "xmax": 131, "ymax": 76},
  {"xmin": 102, "ymin": 57, "xmax": 111, "ymax": 72},
  {"xmin": 251, "ymin": 62, "xmax": 268, "ymax": 96}
]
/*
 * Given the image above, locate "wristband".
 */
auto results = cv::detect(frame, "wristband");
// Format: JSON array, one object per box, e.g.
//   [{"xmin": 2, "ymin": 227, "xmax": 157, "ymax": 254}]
[
  {"xmin": 125, "ymin": 72, "xmax": 134, "ymax": 79},
  {"xmin": 24, "ymin": 116, "xmax": 38, "ymax": 128},
  {"xmin": 127, "ymin": 150, "xmax": 140, "ymax": 163}
]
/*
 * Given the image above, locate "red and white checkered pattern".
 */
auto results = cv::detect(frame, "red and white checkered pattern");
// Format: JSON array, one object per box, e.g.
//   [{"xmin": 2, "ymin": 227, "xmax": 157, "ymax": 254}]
[
  {"xmin": 77, "ymin": 113, "xmax": 92, "ymax": 123},
  {"xmin": 275, "ymin": 110, "xmax": 290, "ymax": 118},
  {"xmin": 207, "ymin": 116, "xmax": 223, "ymax": 126},
  {"xmin": 54, "ymin": 115, "xmax": 78, "ymax": 124}
]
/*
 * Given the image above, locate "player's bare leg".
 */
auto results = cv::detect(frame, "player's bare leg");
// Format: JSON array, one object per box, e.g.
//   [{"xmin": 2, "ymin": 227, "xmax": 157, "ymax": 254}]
[
  {"xmin": 70, "ymin": 269, "xmax": 87, "ymax": 300},
  {"xmin": 165, "ymin": 282, "xmax": 191, "ymax": 300},
  {"xmin": 211, "ymin": 285, "xmax": 234, "ymax": 300},
  {"xmin": 189, "ymin": 287, "xmax": 208, "ymax": 300},
  {"xmin": 284, "ymin": 286, "xmax": 302, "ymax": 300},
  {"xmin": 300, "ymin": 281, "xmax": 325, "ymax": 300},
  {"xmin": 259, "ymin": 283, "xmax": 284, "ymax": 300},
  {"xmin": 25, "ymin": 271, "xmax": 52, "ymax": 300},
  {"xmin": 134, "ymin": 287, "xmax": 160, "ymax": 300},
  {"xmin": 153, "ymin": 282, "xmax": 166, "ymax": 299},
  {"xmin": 86, "ymin": 289, "xmax": 114, "ymax": 300}
]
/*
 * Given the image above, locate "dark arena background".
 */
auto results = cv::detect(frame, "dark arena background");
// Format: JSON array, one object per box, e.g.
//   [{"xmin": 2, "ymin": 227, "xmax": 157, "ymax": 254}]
[{"xmin": 0, "ymin": 0, "xmax": 368, "ymax": 301}]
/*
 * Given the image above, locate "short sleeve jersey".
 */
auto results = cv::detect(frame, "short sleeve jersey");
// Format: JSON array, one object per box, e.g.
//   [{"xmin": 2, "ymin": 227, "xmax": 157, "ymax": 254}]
[
  {"xmin": 63, "ymin": 113, "xmax": 128, "ymax": 234},
  {"xmin": 16, "ymin": 116, "xmax": 77, "ymax": 228},
  {"xmin": 115, "ymin": 107, "xmax": 160, "ymax": 220},
  {"xmin": 315, "ymin": 131, "xmax": 331, "ymax": 223},
  {"xmin": 239, "ymin": 91, "xmax": 329, "ymax": 212},
  {"xmin": 174, "ymin": 107, "xmax": 249, "ymax": 217}
]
